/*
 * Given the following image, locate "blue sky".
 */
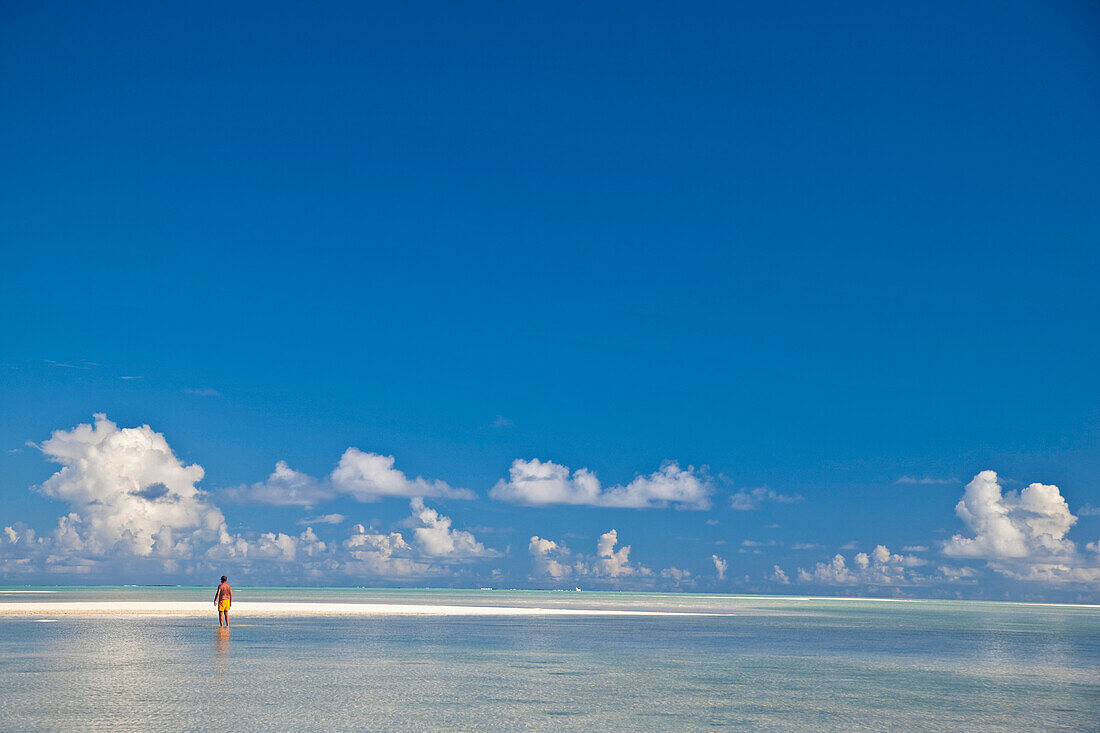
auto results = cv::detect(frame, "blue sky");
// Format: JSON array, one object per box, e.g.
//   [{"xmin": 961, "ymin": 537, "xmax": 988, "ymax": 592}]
[{"xmin": 2, "ymin": 1, "xmax": 1099, "ymax": 600}]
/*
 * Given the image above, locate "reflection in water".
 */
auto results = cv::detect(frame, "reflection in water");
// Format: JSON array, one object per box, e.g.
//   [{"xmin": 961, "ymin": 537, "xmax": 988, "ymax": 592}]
[
  {"xmin": 1, "ymin": 598, "xmax": 1098, "ymax": 731},
  {"xmin": 215, "ymin": 627, "xmax": 230, "ymax": 659}
]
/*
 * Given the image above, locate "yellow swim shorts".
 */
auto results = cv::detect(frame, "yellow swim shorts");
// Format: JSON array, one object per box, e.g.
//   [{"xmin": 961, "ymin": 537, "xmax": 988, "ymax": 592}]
[{"xmin": 218, "ymin": 598, "xmax": 231, "ymax": 611}]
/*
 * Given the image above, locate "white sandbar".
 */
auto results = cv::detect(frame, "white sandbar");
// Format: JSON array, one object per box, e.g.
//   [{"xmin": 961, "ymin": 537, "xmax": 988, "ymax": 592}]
[{"xmin": 0, "ymin": 601, "xmax": 721, "ymax": 617}]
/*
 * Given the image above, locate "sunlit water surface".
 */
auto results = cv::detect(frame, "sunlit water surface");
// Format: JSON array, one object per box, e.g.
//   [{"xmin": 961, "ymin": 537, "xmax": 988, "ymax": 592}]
[{"xmin": 1, "ymin": 587, "xmax": 1097, "ymax": 731}]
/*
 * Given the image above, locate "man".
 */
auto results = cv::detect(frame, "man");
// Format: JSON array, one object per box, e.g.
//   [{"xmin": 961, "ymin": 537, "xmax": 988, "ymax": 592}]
[{"xmin": 215, "ymin": 575, "xmax": 233, "ymax": 627}]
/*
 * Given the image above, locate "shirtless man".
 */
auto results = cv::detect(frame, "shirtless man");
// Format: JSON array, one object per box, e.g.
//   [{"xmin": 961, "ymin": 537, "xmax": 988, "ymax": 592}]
[{"xmin": 215, "ymin": 576, "xmax": 233, "ymax": 627}]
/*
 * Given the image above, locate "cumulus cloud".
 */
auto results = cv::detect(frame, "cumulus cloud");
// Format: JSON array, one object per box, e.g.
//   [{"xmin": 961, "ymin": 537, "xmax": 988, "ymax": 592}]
[
  {"xmin": 249, "ymin": 527, "xmax": 328, "ymax": 562},
  {"xmin": 529, "ymin": 536, "xmax": 573, "ymax": 579},
  {"xmin": 491, "ymin": 458, "xmax": 711, "ymax": 509},
  {"xmin": 408, "ymin": 498, "xmax": 496, "ymax": 559},
  {"xmin": 527, "ymin": 529, "xmax": 667, "ymax": 583},
  {"xmin": 944, "ymin": 471, "xmax": 1076, "ymax": 559},
  {"xmin": 224, "ymin": 461, "xmax": 332, "ymax": 507},
  {"xmin": 795, "ymin": 545, "xmax": 926, "ymax": 586},
  {"xmin": 331, "ymin": 499, "xmax": 497, "ymax": 578},
  {"xmin": 331, "ymin": 448, "xmax": 475, "ymax": 501},
  {"xmin": 729, "ymin": 487, "xmax": 802, "ymax": 511},
  {"xmin": 225, "ymin": 448, "xmax": 474, "ymax": 506},
  {"xmin": 342, "ymin": 525, "xmax": 426, "ymax": 578},
  {"xmin": 32, "ymin": 414, "xmax": 235, "ymax": 560},
  {"xmin": 942, "ymin": 471, "xmax": 1099, "ymax": 585},
  {"xmin": 771, "ymin": 565, "xmax": 790, "ymax": 584},
  {"xmin": 711, "ymin": 554, "xmax": 727, "ymax": 580},
  {"xmin": 660, "ymin": 566, "xmax": 691, "ymax": 582},
  {"xmin": 937, "ymin": 565, "xmax": 980, "ymax": 583},
  {"xmin": 3, "ymin": 416, "xmax": 496, "ymax": 582},
  {"xmin": 592, "ymin": 529, "xmax": 640, "ymax": 577}
]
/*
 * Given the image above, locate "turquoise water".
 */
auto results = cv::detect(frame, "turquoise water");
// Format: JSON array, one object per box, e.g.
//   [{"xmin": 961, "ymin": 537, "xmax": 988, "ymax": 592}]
[{"xmin": 1, "ymin": 588, "xmax": 1098, "ymax": 731}]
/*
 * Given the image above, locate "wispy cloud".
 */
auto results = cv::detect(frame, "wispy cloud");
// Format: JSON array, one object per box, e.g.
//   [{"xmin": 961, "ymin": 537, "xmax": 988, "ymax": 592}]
[
  {"xmin": 297, "ymin": 514, "xmax": 345, "ymax": 526},
  {"xmin": 896, "ymin": 475, "xmax": 957, "ymax": 485},
  {"xmin": 185, "ymin": 387, "xmax": 221, "ymax": 397},
  {"xmin": 44, "ymin": 359, "xmax": 91, "ymax": 370},
  {"xmin": 492, "ymin": 415, "xmax": 514, "ymax": 429},
  {"xmin": 729, "ymin": 487, "xmax": 802, "ymax": 511}
]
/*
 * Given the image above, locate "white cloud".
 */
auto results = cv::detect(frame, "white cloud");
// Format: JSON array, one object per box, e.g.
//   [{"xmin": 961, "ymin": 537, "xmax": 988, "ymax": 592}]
[
  {"xmin": 771, "ymin": 565, "xmax": 790, "ymax": 584},
  {"xmin": 944, "ymin": 471, "xmax": 1077, "ymax": 560},
  {"xmin": 660, "ymin": 566, "xmax": 691, "ymax": 582},
  {"xmin": 592, "ymin": 529, "xmax": 638, "ymax": 576},
  {"xmin": 225, "ymin": 449, "xmax": 474, "ymax": 506},
  {"xmin": 408, "ymin": 498, "xmax": 496, "ymax": 559},
  {"xmin": 336, "ymin": 499, "xmax": 496, "ymax": 577},
  {"xmin": 224, "ymin": 461, "xmax": 332, "ymax": 507},
  {"xmin": 249, "ymin": 527, "xmax": 327, "ymax": 562},
  {"xmin": 33, "ymin": 414, "xmax": 235, "ymax": 559},
  {"xmin": 298, "ymin": 513, "xmax": 345, "ymax": 526},
  {"xmin": 711, "ymin": 554, "xmax": 727, "ymax": 580},
  {"xmin": 796, "ymin": 545, "xmax": 925, "ymax": 586},
  {"xmin": 896, "ymin": 476, "xmax": 957, "ymax": 485},
  {"xmin": 937, "ymin": 565, "xmax": 980, "ymax": 583},
  {"xmin": 528, "ymin": 529, "xmax": 653, "ymax": 582},
  {"xmin": 341, "ymin": 525, "xmax": 427, "ymax": 578},
  {"xmin": 331, "ymin": 448, "xmax": 475, "ymax": 502},
  {"xmin": 528, "ymin": 535, "xmax": 573, "ymax": 579},
  {"xmin": 490, "ymin": 458, "xmax": 711, "ymax": 509},
  {"xmin": 791, "ymin": 543, "xmax": 822, "ymax": 551},
  {"xmin": 991, "ymin": 564, "xmax": 1100, "ymax": 584},
  {"xmin": 3, "ymin": 416, "xmax": 496, "ymax": 582},
  {"xmin": 729, "ymin": 487, "xmax": 802, "ymax": 511},
  {"xmin": 940, "ymin": 471, "xmax": 1100, "ymax": 585}
]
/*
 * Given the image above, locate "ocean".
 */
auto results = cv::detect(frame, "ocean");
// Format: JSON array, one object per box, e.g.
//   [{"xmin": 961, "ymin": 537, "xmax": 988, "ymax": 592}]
[{"xmin": 1, "ymin": 587, "xmax": 1097, "ymax": 731}]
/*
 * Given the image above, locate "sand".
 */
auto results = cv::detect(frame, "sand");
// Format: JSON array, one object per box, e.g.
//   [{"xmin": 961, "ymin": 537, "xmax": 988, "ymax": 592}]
[{"xmin": 0, "ymin": 601, "xmax": 720, "ymax": 617}]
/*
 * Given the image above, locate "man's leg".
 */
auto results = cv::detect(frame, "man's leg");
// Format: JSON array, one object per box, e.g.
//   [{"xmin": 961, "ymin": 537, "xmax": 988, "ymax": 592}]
[{"xmin": 223, "ymin": 610, "xmax": 228, "ymax": 627}]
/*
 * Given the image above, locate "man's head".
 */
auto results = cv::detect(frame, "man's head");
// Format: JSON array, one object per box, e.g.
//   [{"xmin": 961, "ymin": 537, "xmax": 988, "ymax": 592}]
[{"xmin": 221, "ymin": 576, "xmax": 227, "ymax": 583}]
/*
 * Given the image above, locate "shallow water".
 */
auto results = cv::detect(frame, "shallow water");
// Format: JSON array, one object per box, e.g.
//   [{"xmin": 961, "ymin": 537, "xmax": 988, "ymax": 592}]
[{"xmin": 1, "ymin": 588, "xmax": 1097, "ymax": 731}]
